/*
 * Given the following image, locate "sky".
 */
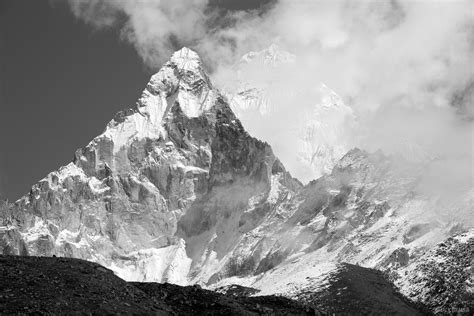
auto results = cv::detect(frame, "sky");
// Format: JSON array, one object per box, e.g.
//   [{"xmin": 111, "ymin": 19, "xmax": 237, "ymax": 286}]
[{"xmin": 0, "ymin": 0, "xmax": 472, "ymax": 201}]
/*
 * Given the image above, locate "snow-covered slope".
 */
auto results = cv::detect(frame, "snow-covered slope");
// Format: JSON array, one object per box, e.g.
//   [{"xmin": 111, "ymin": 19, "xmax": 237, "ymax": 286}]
[
  {"xmin": 225, "ymin": 44, "xmax": 356, "ymax": 182},
  {"xmin": 206, "ymin": 149, "xmax": 472, "ymax": 311}
]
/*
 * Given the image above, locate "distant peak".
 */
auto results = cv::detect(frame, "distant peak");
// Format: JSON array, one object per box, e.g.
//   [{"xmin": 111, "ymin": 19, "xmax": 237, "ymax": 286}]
[
  {"xmin": 240, "ymin": 44, "xmax": 296, "ymax": 67},
  {"xmin": 267, "ymin": 43, "xmax": 282, "ymax": 54}
]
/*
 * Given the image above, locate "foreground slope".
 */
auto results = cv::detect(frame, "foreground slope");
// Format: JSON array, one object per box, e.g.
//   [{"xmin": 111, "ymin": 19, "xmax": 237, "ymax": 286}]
[
  {"xmin": 1, "ymin": 255, "xmax": 426, "ymax": 315},
  {"xmin": 294, "ymin": 263, "xmax": 425, "ymax": 315}
]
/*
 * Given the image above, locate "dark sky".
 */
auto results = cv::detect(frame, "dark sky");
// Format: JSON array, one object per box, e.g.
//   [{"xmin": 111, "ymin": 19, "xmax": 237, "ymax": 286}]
[{"xmin": 0, "ymin": 0, "xmax": 272, "ymax": 201}]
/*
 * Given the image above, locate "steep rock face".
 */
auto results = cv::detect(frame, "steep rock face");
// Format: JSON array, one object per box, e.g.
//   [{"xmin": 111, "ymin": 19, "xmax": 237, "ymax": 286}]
[{"xmin": 0, "ymin": 48, "xmax": 300, "ymax": 284}]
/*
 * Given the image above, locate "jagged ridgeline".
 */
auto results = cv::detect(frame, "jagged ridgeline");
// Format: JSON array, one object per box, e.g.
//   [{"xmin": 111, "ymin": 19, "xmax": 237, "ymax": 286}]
[{"xmin": 0, "ymin": 48, "xmax": 472, "ymax": 314}]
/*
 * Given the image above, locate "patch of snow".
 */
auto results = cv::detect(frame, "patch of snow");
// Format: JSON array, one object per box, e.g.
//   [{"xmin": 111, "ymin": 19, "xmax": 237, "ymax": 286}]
[
  {"xmin": 56, "ymin": 163, "xmax": 88, "ymax": 183},
  {"xmin": 109, "ymin": 240, "xmax": 192, "ymax": 285},
  {"xmin": 252, "ymin": 258, "xmax": 337, "ymax": 297},
  {"xmin": 21, "ymin": 217, "xmax": 51, "ymax": 244},
  {"xmin": 88, "ymin": 177, "xmax": 109, "ymax": 195},
  {"xmin": 267, "ymin": 174, "xmax": 283, "ymax": 204},
  {"xmin": 169, "ymin": 47, "xmax": 202, "ymax": 72}
]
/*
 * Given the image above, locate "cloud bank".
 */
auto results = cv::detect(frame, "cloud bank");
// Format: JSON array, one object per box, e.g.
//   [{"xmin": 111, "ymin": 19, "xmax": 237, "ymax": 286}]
[{"xmin": 61, "ymin": 0, "xmax": 473, "ymax": 208}]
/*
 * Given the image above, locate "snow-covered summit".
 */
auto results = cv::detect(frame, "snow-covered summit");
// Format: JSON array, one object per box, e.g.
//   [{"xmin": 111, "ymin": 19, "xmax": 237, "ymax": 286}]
[
  {"xmin": 169, "ymin": 47, "xmax": 202, "ymax": 71},
  {"xmin": 239, "ymin": 43, "xmax": 296, "ymax": 67},
  {"xmin": 86, "ymin": 47, "xmax": 220, "ymax": 156},
  {"xmin": 145, "ymin": 46, "xmax": 216, "ymax": 118}
]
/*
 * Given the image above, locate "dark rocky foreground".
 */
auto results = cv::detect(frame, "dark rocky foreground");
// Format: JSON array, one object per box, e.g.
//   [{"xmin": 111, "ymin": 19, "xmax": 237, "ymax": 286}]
[
  {"xmin": 0, "ymin": 255, "xmax": 430, "ymax": 315},
  {"xmin": 0, "ymin": 255, "xmax": 315, "ymax": 315},
  {"xmin": 132, "ymin": 282, "xmax": 315, "ymax": 315}
]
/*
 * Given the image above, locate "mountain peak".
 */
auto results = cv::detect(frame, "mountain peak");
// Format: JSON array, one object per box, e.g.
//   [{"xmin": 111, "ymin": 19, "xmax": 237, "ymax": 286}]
[
  {"xmin": 145, "ymin": 47, "xmax": 213, "ymax": 107},
  {"xmin": 134, "ymin": 47, "xmax": 216, "ymax": 119},
  {"xmin": 169, "ymin": 47, "xmax": 202, "ymax": 72},
  {"xmin": 85, "ymin": 47, "xmax": 222, "ymax": 155}
]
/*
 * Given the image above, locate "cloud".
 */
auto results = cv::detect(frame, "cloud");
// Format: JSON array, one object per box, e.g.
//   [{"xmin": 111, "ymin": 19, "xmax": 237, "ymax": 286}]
[
  {"xmin": 63, "ymin": 0, "xmax": 211, "ymax": 67},
  {"xmin": 61, "ymin": 0, "xmax": 473, "ymax": 207}
]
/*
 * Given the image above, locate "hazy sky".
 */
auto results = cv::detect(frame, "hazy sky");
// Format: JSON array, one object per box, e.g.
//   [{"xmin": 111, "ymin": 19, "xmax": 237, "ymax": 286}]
[{"xmin": 0, "ymin": 0, "xmax": 472, "ymax": 201}]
